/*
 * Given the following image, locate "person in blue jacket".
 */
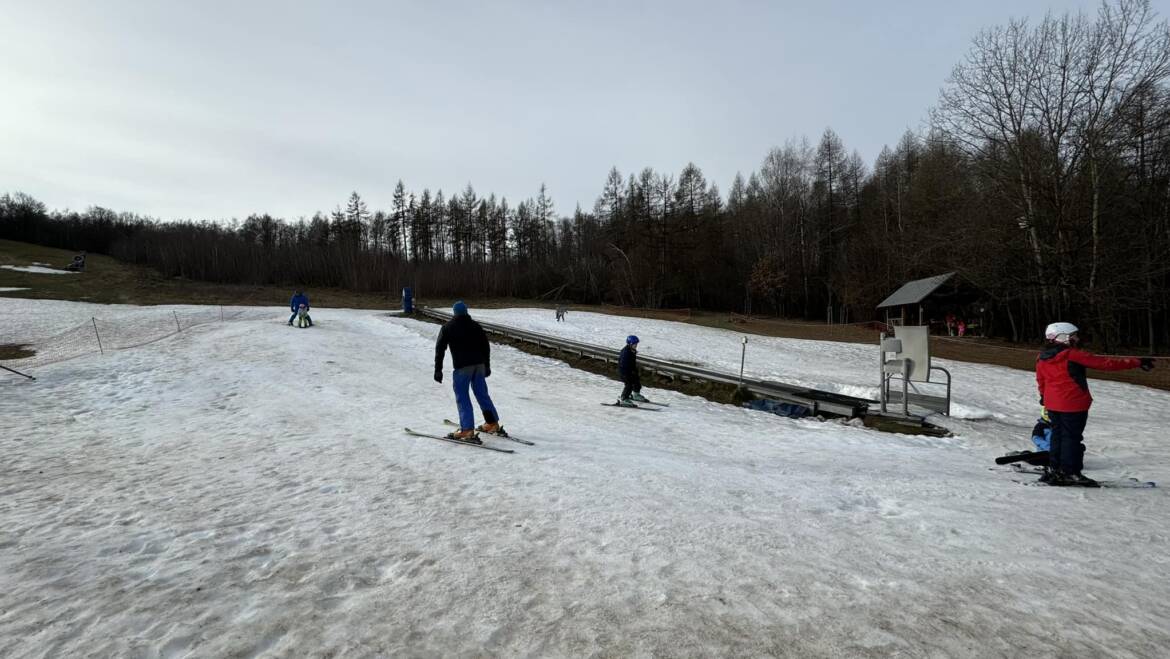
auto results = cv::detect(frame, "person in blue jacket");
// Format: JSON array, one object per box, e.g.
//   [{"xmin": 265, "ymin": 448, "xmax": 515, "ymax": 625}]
[
  {"xmin": 434, "ymin": 301, "xmax": 502, "ymax": 443},
  {"xmin": 288, "ymin": 290, "xmax": 312, "ymax": 326},
  {"xmin": 617, "ymin": 335, "xmax": 648, "ymax": 406}
]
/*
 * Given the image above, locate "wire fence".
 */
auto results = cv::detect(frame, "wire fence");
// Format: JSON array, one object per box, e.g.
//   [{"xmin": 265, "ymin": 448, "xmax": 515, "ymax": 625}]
[{"xmin": 0, "ymin": 306, "xmax": 270, "ymax": 378}]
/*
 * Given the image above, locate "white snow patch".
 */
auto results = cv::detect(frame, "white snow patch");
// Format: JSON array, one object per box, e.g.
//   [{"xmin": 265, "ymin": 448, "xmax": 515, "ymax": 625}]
[
  {"xmin": 0, "ymin": 287, "xmax": 31, "ymax": 292},
  {"xmin": 2, "ymin": 300, "xmax": 1169, "ymax": 656},
  {"xmin": 1, "ymin": 265, "xmax": 77, "ymax": 275}
]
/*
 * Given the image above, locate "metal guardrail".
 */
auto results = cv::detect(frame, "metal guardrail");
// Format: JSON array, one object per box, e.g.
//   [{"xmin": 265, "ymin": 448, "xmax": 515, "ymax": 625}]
[{"xmin": 419, "ymin": 307, "xmax": 871, "ymax": 418}]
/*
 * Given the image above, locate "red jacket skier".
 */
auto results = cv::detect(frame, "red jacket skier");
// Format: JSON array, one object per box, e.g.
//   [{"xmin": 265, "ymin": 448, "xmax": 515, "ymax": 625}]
[{"xmin": 1035, "ymin": 322, "xmax": 1153, "ymax": 486}]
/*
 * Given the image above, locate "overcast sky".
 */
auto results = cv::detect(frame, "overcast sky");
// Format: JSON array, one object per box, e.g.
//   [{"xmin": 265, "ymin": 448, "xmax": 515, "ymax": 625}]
[{"xmin": 2, "ymin": 0, "xmax": 1162, "ymax": 221}]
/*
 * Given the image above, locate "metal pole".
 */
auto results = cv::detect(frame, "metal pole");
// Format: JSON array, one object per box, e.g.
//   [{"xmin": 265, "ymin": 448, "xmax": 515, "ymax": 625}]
[
  {"xmin": 0, "ymin": 363, "xmax": 35, "ymax": 380},
  {"xmin": 173, "ymin": 310, "xmax": 181, "ymax": 332},
  {"xmin": 92, "ymin": 317, "xmax": 104, "ymax": 355},
  {"xmin": 879, "ymin": 332, "xmax": 887, "ymax": 414},
  {"xmin": 739, "ymin": 336, "xmax": 748, "ymax": 387}
]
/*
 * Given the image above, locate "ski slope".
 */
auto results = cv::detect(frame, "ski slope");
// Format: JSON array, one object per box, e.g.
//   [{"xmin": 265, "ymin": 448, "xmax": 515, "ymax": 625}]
[{"xmin": 2, "ymin": 299, "xmax": 1169, "ymax": 657}]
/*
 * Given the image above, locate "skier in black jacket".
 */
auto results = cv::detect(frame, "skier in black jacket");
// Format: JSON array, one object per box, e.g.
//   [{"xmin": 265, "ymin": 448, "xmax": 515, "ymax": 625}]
[
  {"xmin": 616, "ymin": 335, "xmax": 648, "ymax": 406},
  {"xmin": 435, "ymin": 301, "xmax": 501, "ymax": 443}
]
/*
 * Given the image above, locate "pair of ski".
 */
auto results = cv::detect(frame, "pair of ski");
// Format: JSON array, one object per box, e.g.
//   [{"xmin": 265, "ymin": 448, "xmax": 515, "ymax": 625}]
[
  {"xmin": 402, "ymin": 420, "xmax": 534, "ymax": 454},
  {"xmin": 1006, "ymin": 463, "xmax": 1156, "ymax": 488},
  {"xmin": 600, "ymin": 398, "xmax": 669, "ymax": 411}
]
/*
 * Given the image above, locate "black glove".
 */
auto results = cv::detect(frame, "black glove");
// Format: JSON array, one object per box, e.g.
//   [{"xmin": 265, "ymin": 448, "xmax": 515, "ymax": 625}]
[
  {"xmin": 434, "ymin": 368, "xmax": 443, "ymax": 383},
  {"xmin": 485, "ymin": 365, "xmax": 491, "ymax": 378},
  {"xmin": 1140, "ymin": 358, "xmax": 1155, "ymax": 372}
]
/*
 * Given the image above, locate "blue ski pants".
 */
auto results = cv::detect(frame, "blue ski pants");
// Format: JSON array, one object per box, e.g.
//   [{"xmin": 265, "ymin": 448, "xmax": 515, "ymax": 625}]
[{"xmin": 453, "ymin": 364, "xmax": 499, "ymax": 430}]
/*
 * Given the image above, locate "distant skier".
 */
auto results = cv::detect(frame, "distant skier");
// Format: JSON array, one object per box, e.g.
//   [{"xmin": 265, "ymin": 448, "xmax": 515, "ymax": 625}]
[
  {"xmin": 288, "ymin": 290, "xmax": 312, "ymax": 327},
  {"xmin": 1036, "ymin": 322, "xmax": 1154, "ymax": 486},
  {"xmin": 616, "ymin": 335, "xmax": 649, "ymax": 406},
  {"xmin": 555, "ymin": 304, "xmax": 567, "ymax": 322},
  {"xmin": 434, "ymin": 301, "xmax": 501, "ymax": 443}
]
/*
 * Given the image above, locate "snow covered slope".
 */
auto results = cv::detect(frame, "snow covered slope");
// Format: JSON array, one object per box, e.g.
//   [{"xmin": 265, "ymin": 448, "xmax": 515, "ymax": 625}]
[{"xmin": 2, "ymin": 300, "xmax": 1169, "ymax": 657}]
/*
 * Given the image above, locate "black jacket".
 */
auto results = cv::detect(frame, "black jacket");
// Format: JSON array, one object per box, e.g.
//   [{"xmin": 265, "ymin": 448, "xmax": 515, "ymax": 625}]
[
  {"xmin": 618, "ymin": 345, "xmax": 637, "ymax": 379},
  {"xmin": 435, "ymin": 314, "xmax": 491, "ymax": 372}
]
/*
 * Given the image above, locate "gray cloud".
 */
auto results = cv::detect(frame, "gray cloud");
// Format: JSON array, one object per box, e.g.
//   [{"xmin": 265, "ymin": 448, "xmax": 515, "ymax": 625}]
[{"xmin": 0, "ymin": 0, "xmax": 1134, "ymax": 220}]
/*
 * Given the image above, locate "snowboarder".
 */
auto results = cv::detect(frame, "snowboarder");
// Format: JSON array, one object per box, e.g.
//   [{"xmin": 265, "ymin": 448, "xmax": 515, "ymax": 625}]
[
  {"xmin": 288, "ymin": 290, "xmax": 312, "ymax": 327},
  {"xmin": 616, "ymin": 335, "xmax": 648, "ymax": 406},
  {"xmin": 1036, "ymin": 322, "xmax": 1154, "ymax": 486},
  {"xmin": 434, "ymin": 301, "xmax": 501, "ymax": 443}
]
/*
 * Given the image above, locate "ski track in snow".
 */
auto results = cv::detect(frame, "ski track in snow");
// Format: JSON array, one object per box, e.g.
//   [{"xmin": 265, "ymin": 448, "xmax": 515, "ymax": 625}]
[{"xmin": 2, "ymin": 300, "xmax": 1169, "ymax": 657}]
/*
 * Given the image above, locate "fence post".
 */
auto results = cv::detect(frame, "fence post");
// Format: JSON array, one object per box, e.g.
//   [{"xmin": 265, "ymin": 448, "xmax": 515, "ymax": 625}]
[
  {"xmin": 739, "ymin": 336, "xmax": 748, "ymax": 387},
  {"xmin": 173, "ymin": 310, "xmax": 181, "ymax": 332},
  {"xmin": 92, "ymin": 317, "xmax": 104, "ymax": 355},
  {"xmin": 0, "ymin": 364, "xmax": 36, "ymax": 381}
]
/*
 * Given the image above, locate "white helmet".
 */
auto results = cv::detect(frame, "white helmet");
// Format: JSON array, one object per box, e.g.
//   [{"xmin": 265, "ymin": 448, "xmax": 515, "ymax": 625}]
[{"xmin": 1045, "ymin": 322, "xmax": 1079, "ymax": 344}]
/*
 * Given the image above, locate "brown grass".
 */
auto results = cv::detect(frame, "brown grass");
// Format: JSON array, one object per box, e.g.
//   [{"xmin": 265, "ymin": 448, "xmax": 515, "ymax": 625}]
[{"xmin": 0, "ymin": 239, "xmax": 396, "ymax": 309}]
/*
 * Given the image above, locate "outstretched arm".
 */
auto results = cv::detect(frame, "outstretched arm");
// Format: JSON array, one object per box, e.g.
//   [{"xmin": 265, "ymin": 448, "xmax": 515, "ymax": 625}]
[{"xmin": 1069, "ymin": 349, "xmax": 1140, "ymax": 372}]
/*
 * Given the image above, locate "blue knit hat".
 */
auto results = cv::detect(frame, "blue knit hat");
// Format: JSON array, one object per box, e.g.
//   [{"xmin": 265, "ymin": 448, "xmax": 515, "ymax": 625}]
[{"xmin": 453, "ymin": 301, "xmax": 469, "ymax": 316}]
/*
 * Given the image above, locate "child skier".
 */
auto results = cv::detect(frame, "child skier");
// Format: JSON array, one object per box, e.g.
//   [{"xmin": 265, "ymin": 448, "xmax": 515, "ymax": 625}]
[
  {"xmin": 434, "ymin": 301, "xmax": 502, "ymax": 443},
  {"xmin": 616, "ymin": 335, "xmax": 648, "ymax": 406},
  {"xmin": 1036, "ymin": 322, "xmax": 1154, "ymax": 486},
  {"xmin": 289, "ymin": 290, "xmax": 312, "ymax": 327}
]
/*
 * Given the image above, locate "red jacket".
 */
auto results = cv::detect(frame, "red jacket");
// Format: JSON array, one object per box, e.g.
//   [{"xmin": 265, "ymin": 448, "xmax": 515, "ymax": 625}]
[{"xmin": 1036, "ymin": 346, "xmax": 1139, "ymax": 412}]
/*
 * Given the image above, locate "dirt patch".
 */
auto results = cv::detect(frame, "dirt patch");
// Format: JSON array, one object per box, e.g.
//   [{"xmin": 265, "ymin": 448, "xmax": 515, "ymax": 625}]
[{"xmin": 0, "ymin": 344, "xmax": 36, "ymax": 360}]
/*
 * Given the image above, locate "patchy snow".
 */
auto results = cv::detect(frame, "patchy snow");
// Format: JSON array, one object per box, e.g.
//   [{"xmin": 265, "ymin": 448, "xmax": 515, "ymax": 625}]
[
  {"xmin": 1, "ymin": 265, "xmax": 77, "ymax": 275},
  {"xmin": 0, "ymin": 287, "xmax": 31, "ymax": 292},
  {"xmin": 2, "ymin": 299, "xmax": 1169, "ymax": 656}
]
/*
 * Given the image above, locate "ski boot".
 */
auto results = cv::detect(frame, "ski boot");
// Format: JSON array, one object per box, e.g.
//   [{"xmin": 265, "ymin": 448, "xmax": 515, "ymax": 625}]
[
  {"xmin": 1065, "ymin": 472, "xmax": 1100, "ymax": 488},
  {"xmin": 616, "ymin": 398, "xmax": 638, "ymax": 408},
  {"xmin": 476, "ymin": 422, "xmax": 507, "ymax": 437},
  {"xmin": 1038, "ymin": 467, "xmax": 1057, "ymax": 484},
  {"xmin": 445, "ymin": 429, "xmax": 483, "ymax": 444},
  {"xmin": 629, "ymin": 392, "xmax": 649, "ymax": 403}
]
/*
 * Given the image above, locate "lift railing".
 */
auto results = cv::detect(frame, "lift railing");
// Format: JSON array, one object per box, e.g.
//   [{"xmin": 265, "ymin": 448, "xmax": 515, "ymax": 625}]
[{"xmin": 419, "ymin": 307, "xmax": 871, "ymax": 418}]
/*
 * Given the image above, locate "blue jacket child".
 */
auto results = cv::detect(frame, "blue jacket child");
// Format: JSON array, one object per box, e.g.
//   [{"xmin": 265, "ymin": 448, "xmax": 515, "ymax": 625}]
[
  {"xmin": 289, "ymin": 291, "xmax": 312, "ymax": 326},
  {"xmin": 1031, "ymin": 416, "xmax": 1052, "ymax": 452}
]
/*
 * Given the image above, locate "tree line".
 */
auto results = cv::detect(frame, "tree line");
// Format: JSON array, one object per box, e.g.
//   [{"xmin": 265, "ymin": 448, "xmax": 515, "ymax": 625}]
[{"xmin": 3, "ymin": 0, "xmax": 1169, "ymax": 350}]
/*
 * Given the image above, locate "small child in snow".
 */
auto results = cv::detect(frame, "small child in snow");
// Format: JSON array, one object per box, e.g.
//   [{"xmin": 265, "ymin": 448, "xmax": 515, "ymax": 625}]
[
  {"xmin": 289, "ymin": 290, "xmax": 312, "ymax": 327},
  {"xmin": 617, "ymin": 335, "xmax": 648, "ymax": 406}
]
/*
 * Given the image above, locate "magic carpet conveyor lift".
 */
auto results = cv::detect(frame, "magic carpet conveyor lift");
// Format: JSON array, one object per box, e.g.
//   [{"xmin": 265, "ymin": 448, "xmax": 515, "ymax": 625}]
[{"xmin": 418, "ymin": 307, "xmax": 872, "ymax": 419}]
